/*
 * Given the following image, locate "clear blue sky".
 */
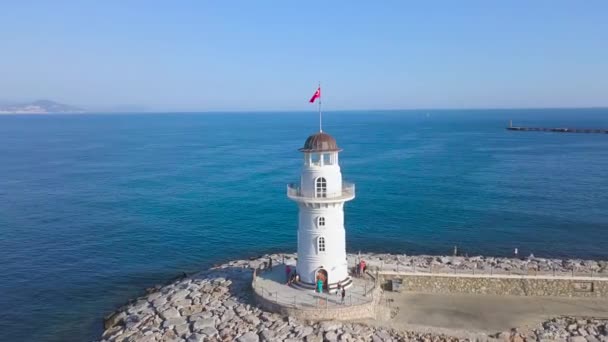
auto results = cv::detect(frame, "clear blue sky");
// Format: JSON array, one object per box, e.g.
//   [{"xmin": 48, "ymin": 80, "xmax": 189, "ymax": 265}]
[{"xmin": 1, "ymin": 1, "xmax": 607, "ymax": 111}]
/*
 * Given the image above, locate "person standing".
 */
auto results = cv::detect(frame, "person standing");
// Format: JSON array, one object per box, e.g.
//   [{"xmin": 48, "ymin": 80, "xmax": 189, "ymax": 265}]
[
  {"xmin": 317, "ymin": 278, "xmax": 323, "ymax": 293},
  {"xmin": 268, "ymin": 257, "xmax": 273, "ymax": 271},
  {"xmin": 336, "ymin": 283, "xmax": 341, "ymax": 297},
  {"xmin": 341, "ymin": 287, "xmax": 346, "ymax": 304},
  {"xmin": 285, "ymin": 265, "xmax": 291, "ymax": 284}
]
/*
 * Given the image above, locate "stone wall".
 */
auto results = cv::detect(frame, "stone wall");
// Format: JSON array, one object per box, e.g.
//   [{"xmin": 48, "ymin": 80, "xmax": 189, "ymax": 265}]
[
  {"xmin": 253, "ymin": 289, "xmax": 379, "ymax": 321},
  {"xmin": 381, "ymin": 272, "xmax": 608, "ymax": 297}
]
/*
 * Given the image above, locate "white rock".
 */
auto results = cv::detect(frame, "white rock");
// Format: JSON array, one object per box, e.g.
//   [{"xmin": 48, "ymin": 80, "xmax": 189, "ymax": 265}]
[
  {"xmin": 192, "ymin": 318, "xmax": 215, "ymax": 331},
  {"xmin": 160, "ymin": 308, "xmax": 180, "ymax": 320},
  {"xmin": 174, "ymin": 323, "xmax": 191, "ymax": 337},
  {"xmin": 237, "ymin": 331, "xmax": 260, "ymax": 342}
]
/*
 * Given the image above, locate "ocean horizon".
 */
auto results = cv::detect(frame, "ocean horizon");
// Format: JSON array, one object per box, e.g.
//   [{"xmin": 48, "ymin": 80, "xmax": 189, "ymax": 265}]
[{"xmin": 1, "ymin": 108, "xmax": 607, "ymax": 341}]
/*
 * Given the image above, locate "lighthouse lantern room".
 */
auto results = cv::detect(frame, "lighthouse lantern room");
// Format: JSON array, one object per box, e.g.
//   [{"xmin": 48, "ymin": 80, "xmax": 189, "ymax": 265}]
[{"xmin": 287, "ymin": 131, "xmax": 355, "ymax": 292}]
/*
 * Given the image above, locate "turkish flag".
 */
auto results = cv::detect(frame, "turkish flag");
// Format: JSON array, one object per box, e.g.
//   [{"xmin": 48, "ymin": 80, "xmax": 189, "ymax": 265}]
[{"xmin": 309, "ymin": 87, "xmax": 321, "ymax": 103}]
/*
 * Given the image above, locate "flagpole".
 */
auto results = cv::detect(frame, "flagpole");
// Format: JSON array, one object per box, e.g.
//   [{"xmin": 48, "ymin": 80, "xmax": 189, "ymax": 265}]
[{"xmin": 318, "ymin": 82, "xmax": 322, "ymax": 132}]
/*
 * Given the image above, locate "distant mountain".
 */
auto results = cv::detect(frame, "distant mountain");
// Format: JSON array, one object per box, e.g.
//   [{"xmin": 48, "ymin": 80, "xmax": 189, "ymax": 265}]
[{"xmin": 0, "ymin": 100, "xmax": 85, "ymax": 114}]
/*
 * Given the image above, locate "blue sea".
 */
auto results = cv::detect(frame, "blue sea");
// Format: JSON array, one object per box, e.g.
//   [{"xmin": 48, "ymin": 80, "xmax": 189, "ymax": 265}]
[{"xmin": 1, "ymin": 109, "xmax": 607, "ymax": 341}]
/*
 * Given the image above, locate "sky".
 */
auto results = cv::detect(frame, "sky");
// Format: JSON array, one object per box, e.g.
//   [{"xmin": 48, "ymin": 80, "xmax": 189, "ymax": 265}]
[{"xmin": 0, "ymin": 1, "xmax": 607, "ymax": 111}]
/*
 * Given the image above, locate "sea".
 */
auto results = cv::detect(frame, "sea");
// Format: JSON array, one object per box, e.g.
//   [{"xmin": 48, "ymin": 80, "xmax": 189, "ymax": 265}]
[{"xmin": 1, "ymin": 109, "xmax": 607, "ymax": 341}]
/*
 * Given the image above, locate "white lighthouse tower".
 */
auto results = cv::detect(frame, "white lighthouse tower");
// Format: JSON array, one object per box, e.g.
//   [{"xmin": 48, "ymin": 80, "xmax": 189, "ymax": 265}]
[{"xmin": 287, "ymin": 131, "xmax": 355, "ymax": 292}]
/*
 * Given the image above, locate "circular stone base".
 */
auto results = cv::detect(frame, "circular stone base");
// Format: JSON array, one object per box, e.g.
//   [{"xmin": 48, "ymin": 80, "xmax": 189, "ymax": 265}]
[{"xmin": 252, "ymin": 263, "xmax": 380, "ymax": 321}]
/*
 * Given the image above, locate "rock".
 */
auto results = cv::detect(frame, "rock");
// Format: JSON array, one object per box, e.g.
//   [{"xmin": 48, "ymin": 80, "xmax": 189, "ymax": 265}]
[
  {"xmin": 160, "ymin": 329, "xmax": 180, "ymax": 342},
  {"xmin": 299, "ymin": 326, "xmax": 314, "ymax": 338},
  {"xmin": 189, "ymin": 312, "xmax": 213, "ymax": 322},
  {"xmin": 102, "ymin": 326, "xmax": 123, "ymax": 340},
  {"xmin": 259, "ymin": 329, "xmax": 276, "ymax": 341},
  {"xmin": 191, "ymin": 318, "xmax": 215, "ymax": 331},
  {"xmin": 497, "ymin": 332, "xmax": 511, "ymax": 341},
  {"xmin": 200, "ymin": 326, "xmax": 218, "ymax": 337},
  {"xmin": 305, "ymin": 334, "xmax": 323, "ymax": 342},
  {"xmin": 570, "ymin": 337, "xmax": 588, "ymax": 342},
  {"xmin": 325, "ymin": 331, "xmax": 338, "ymax": 341},
  {"xmin": 174, "ymin": 323, "xmax": 191, "ymax": 337},
  {"xmin": 243, "ymin": 314, "xmax": 261, "ymax": 326},
  {"xmin": 152, "ymin": 297, "xmax": 167, "ymax": 308},
  {"xmin": 104, "ymin": 310, "xmax": 127, "ymax": 329},
  {"xmin": 223, "ymin": 299, "xmax": 238, "ymax": 308},
  {"xmin": 171, "ymin": 289, "xmax": 190, "ymax": 301},
  {"xmin": 237, "ymin": 331, "xmax": 260, "ymax": 342},
  {"xmin": 162, "ymin": 317, "xmax": 187, "ymax": 329},
  {"xmin": 159, "ymin": 308, "xmax": 180, "ymax": 320},
  {"xmin": 124, "ymin": 314, "xmax": 142, "ymax": 329},
  {"xmin": 320, "ymin": 321, "xmax": 342, "ymax": 332},
  {"xmin": 186, "ymin": 333, "xmax": 205, "ymax": 342}
]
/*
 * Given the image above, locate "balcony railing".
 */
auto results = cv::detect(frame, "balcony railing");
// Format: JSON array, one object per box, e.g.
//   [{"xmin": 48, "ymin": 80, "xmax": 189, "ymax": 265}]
[{"xmin": 287, "ymin": 182, "xmax": 355, "ymax": 202}]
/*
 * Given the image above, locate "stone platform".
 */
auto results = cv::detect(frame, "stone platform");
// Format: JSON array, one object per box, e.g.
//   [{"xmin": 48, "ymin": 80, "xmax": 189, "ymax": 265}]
[{"xmin": 251, "ymin": 263, "xmax": 380, "ymax": 321}]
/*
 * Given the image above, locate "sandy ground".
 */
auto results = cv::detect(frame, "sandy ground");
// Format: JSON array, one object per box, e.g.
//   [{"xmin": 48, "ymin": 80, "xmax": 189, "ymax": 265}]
[{"xmin": 365, "ymin": 291, "xmax": 608, "ymax": 338}]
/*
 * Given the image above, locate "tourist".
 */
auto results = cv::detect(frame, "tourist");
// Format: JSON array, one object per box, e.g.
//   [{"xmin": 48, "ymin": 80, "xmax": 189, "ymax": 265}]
[
  {"xmin": 285, "ymin": 265, "xmax": 291, "ymax": 283},
  {"xmin": 268, "ymin": 257, "xmax": 273, "ymax": 270},
  {"xmin": 317, "ymin": 279, "xmax": 323, "ymax": 293},
  {"xmin": 341, "ymin": 287, "xmax": 346, "ymax": 304},
  {"xmin": 336, "ymin": 282, "xmax": 341, "ymax": 296}
]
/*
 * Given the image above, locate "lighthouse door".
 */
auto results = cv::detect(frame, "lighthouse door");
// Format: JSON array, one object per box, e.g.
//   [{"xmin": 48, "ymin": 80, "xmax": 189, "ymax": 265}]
[{"xmin": 316, "ymin": 269, "xmax": 328, "ymax": 291}]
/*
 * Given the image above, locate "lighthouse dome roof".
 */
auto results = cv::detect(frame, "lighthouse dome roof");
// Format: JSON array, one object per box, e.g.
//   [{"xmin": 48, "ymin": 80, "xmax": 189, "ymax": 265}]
[{"xmin": 299, "ymin": 132, "xmax": 342, "ymax": 152}]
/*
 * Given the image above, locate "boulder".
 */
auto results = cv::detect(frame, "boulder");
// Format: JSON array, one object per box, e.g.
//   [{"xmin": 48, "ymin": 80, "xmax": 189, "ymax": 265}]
[
  {"xmin": 237, "ymin": 331, "xmax": 260, "ymax": 342},
  {"xmin": 191, "ymin": 318, "xmax": 215, "ymax": 331},
  {"xmin": 160, "ymin": 308, "xmax": 180, "ymax": 320}
]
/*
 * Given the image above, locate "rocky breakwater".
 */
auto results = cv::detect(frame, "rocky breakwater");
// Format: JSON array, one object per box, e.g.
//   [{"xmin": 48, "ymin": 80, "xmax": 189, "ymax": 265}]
[
  {"xmin": 101, "ymin": 253, "xmax": 608, "ymax": 342},
  {"xmin": 102, "ymin": 254, "xmax": 461, "ymax": 342},
  {"xmin": 352, "ymin": 253, "xmax": 608, "ymax": 276},
  {"xmin": 494, "ymin": 317, "xmax": 608, "ymax": 342}
]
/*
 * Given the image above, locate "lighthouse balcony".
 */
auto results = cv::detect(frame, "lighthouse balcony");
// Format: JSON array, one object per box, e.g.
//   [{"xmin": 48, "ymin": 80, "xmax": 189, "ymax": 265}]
[{"xmin": 287, "ymin": 182, "xmax": 355, "ymax": 202}]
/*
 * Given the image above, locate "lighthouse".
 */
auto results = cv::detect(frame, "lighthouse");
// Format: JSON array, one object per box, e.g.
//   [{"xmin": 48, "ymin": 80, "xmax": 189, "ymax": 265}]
[{"xmin": 287, "ymin": 131, "xmax": 355, "ymax": 292}]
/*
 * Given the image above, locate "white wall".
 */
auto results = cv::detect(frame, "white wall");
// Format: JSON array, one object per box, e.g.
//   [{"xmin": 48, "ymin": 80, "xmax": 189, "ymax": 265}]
[{"xmin": 296, "ymin": 201, "xmax": 348, "ymax": 285}]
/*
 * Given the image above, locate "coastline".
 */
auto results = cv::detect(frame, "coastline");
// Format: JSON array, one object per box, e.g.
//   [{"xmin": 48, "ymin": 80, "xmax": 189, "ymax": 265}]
[{"xmin": 100, "ymin": 252, "xmax": 608, "ymax": 341}]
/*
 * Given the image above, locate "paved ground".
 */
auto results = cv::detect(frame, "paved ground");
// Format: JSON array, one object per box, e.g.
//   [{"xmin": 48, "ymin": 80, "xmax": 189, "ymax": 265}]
[{"xmin": 370, "ymin": 291, "xmax": 608, "ymax": 336}]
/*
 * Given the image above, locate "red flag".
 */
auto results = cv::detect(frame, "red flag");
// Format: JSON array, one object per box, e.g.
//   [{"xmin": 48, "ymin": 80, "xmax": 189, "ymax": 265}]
[{"xmin": 309, "ymin": 87, "xmax": 321, "ymax": 103}]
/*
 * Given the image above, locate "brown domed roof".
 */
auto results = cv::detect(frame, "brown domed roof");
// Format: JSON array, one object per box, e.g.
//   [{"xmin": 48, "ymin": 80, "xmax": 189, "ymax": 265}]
[{"xmin": 299, "ymin": 132, "xmax": 342, "ymax": 152}]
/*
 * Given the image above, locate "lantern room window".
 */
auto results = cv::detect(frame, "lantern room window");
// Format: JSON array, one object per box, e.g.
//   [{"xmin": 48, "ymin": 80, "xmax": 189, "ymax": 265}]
[{"xmin": 315, "ymin": 177, "xmax": 327, "ymax": 198}]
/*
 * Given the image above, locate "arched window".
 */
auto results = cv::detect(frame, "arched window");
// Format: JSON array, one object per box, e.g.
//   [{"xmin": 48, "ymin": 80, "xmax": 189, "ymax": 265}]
[
  {"xmin": 318, "ymin": 237, "xmax": 326, "ymax": 253},
  {"xmin": 317, "ymin": 216, "xmax": 325, "ymax": 228},
  {"xmin": 315, "ymin": 177, "xmax": 327, "ymax": 198}
]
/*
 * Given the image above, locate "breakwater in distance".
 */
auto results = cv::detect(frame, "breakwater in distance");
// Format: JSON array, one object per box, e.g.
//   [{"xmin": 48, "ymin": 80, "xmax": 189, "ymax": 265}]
[
  {"xmin": 100, "ymin": 252, "xmax": 608, "ymax": 342},
  {"xmin": 506, "ymin": 121, "xmax": 608, "ymax": 134}
]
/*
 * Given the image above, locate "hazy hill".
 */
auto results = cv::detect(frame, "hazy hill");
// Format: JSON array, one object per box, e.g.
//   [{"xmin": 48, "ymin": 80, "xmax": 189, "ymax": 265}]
[{"xmin": 0, "ymin": 100, "xmax": 85, "ymax": 114}]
